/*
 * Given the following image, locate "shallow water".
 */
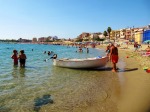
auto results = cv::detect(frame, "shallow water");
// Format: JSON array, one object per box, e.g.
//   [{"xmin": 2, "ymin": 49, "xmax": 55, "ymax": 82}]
[
  {"xmin": 0, "ymin": 43, "xmax": 118, "ymax": 112},
  {"xmin": 2, "ymin": 43, "xmax": 150, "ymax": 112}
]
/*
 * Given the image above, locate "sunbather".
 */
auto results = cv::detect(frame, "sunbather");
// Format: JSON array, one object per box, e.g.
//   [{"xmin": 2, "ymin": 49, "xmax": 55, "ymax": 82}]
[{"xmin": 145, "ymin": 45, "xmax": 150, "ymax": 52}]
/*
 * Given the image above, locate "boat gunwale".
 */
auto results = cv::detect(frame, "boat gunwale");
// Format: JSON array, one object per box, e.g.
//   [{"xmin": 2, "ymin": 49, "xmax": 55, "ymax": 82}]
[{"xmin": 56, "ymin": 56, "xmax": 108, "ymax": 62}]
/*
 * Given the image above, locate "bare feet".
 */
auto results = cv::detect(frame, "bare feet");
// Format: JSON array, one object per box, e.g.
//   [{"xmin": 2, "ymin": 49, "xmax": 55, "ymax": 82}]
[{"xmin": 112, "ymin": 69, "xmax": 117, "ymax": 72}]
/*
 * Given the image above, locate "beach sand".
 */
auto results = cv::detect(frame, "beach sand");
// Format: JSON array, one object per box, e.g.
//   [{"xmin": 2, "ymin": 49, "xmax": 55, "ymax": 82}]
[{"xmin": 89, "ymin": 44, "xmax": 150, "ymax": 112}]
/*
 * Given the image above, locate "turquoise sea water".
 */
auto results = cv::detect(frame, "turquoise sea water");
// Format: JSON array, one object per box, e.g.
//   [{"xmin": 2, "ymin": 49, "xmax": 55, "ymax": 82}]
[{"xmin": 0, "ymin": 43, "xmax": 115, "ymax": 112}]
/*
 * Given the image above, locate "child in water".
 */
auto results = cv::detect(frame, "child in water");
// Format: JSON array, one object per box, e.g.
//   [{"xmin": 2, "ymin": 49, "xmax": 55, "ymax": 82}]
[
  {"xmin": 18, "ymin": 50, "xmax": 27, "ymax": 67},
  {"xmin": 11, "ymin": 50, "xmax": 18, "ymax": 65}
]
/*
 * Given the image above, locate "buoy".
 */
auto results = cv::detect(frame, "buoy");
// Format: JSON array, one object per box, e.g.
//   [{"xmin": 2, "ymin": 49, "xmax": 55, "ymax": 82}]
[
  {"xmin": 146, "ymin": 69, "xmax": 150, "ymax": 73},
  {"xmin": 143, "ymin": 67, "xmax": 148, "ymax": 70},
  {"xmin": 131, "ymin": 55, "xmax": 133, "ymax": 57}
]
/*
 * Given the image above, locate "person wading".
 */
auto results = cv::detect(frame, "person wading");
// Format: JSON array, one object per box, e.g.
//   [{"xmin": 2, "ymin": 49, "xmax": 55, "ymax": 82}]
[{"xmin": 110, "ymin": 43, "xmax": 119, "ymax": 72}]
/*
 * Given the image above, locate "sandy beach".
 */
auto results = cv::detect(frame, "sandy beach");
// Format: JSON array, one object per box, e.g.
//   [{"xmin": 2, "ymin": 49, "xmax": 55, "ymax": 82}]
[{"xmin": 91, "ymin": 44, "xmax": 150, "ymax": 112}]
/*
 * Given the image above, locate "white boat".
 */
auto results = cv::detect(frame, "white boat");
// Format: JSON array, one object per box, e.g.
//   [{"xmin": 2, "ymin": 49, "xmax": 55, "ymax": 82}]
[{"xmin": 53, "ymin": 56, "xmax": 109, "ymax": 69}]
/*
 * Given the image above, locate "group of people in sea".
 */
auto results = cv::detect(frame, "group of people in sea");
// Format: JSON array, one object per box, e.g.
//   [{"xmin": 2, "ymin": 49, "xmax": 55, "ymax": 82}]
[
  {"xmin": 44, "ymin": 51, "xmax": 54, "ymax": 55},
  {"xmin": 11, "ymin": 50, "xmax": 27, "ymax": 67},
  {"xmin": 76, "ymin": 46, "xmax": 89, "ymax": 53},
  {"xmin": 11, "ymin": 49, "xmax": 58, "ymax": 66},
  {"xmin": 43, "ymin": 51, "xmax": 57, "ymax": 61}
]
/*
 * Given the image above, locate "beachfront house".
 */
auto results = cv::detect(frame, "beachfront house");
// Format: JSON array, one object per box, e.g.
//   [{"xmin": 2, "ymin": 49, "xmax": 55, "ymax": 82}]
[
  {"xmin": 134, "ymin": 28, "xmax": 144, "ymax": 44},
  {"xmin": 134, "ymin": 32, "xmax": 143, "ymax": 44},
  {"xmin": 143, "ymin": 30, "xmax": 150, "ymax": 43},
  {"xmin": 125, "ymin": 28, "xmax": 132, "ymax": 40},
  {"xmin": 38, "ymin": 37, "xmax": 46, "ymax": 42},
  {"xmin": 80, "ymin": 32, "xmax": 90, "ymax": 41},
  {"xmin": 120, "ymin": 29, "xmax": 126, "ymax": 39},
  {"xmin": 143, "ymin": 25, "xmax": 150, "ymax": 43},
  {"xmin": 32, "ymin": 38, "xmax": 37, "ymax": 43},
  {"xmin": 110, "ymin": 30, "xmax": 116, "ymax": 40},
  {"xmin": 18, "ymin": 38, "xmax": 32, "ymax": 43},
  {"xmin": 115, "ymin": 30, "xmax": 120, "ymax": 40},
  {"xmin": 98, "ymin": 33, "xmax": 105, "ymax": 39}
]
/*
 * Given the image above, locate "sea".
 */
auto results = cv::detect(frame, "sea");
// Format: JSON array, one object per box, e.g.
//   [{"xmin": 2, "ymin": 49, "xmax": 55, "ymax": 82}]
[{"xmin": 0, "ymin": 43, "xmax": 118, "ymax": 112}]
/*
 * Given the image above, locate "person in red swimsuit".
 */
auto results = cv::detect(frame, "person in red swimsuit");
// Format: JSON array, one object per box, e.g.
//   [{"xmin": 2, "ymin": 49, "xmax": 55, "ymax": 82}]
[
  {"xmin": 110, "ymin": 43, "xmax": 118, "ymax": 72},
  {"xmin": 11, "ymin": 50, "xmax": 18, "ymax": 65}
]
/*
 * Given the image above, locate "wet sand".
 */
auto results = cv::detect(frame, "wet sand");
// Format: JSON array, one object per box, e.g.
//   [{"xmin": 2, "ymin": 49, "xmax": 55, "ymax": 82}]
[{"xmin": 93, "ymin": 44, "xmax": 150, "ymax": 112}]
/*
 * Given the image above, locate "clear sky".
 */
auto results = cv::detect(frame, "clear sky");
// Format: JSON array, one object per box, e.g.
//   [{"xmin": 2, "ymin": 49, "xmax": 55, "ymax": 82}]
[{"xmin": 0, "ymin": 0, "xmax": 149, "ymax": 40}]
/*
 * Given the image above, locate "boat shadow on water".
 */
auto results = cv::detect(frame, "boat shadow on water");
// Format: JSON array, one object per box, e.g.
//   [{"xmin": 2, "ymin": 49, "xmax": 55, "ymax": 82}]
[
  {"xmin": 71, "ymin": 67, "xmax": 138, "ymax": 72},
  {"xmin": 117, "ymin": 68, "xmax": 138, "ymax": 72},
  {"xmin": 34, "ymin": 94, "xmax": 53, "ymax": 112}
]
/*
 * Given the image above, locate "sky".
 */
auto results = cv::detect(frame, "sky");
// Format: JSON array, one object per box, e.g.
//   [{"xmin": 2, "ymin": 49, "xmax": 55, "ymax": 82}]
[{"xmin": 0, "ymin": 0, "xmax": 150, "ymax": 40}]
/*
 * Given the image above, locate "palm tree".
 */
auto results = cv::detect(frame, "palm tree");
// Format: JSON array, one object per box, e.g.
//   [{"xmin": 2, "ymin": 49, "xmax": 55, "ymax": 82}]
[
  {"xmin": 107, "ymin": 27, "xmax": 112, "ymax": 40},
  {"xmin": 103, "ymin": 31, "xmax": 108, "ymax": 38}
]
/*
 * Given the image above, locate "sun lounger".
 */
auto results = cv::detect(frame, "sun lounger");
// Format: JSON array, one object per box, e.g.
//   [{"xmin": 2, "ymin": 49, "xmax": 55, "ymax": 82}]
[{"xmin": 142, "ymin": 54, "xmax": 150, "ymax": 57}]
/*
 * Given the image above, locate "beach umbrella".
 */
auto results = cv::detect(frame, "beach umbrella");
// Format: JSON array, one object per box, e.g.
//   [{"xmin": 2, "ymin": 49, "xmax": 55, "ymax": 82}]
[{"xmin": 143, "ymin": 40, "xmax": 150, "ymax": 43}]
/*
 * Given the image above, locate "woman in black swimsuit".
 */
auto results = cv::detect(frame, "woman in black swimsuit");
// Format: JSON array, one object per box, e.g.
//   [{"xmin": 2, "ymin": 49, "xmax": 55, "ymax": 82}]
[{"xmin": 18, "ymin": 50, "xmax": 27, "ymax": 67}]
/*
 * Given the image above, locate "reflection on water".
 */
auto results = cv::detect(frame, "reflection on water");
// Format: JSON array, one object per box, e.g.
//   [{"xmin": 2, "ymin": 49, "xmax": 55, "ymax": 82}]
[
  {"xmin": 12, "ymin": 66, "xmax": 26, "ymax": 78},
  {"xmin": 19, "ymin": 68, "xmax": 26, "ymax": 77},
  {"xmin": 12, "ymin": 66, "xmax": 18, "ymax": 78}
]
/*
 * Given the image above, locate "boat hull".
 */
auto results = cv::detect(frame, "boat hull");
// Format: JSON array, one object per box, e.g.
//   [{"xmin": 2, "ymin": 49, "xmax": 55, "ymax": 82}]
[{"xmin": 53, "ymin": 56, "xmax": 109, "ymax": 69}]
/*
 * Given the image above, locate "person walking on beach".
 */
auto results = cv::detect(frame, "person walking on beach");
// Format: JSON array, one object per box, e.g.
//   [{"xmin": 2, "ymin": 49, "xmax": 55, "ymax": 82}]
[
  {"xmin": 18, "ymin": 50, "xmax": 27, "ymax": 67},
  {"xmin": 110, "ymin": 43, "xmax": 118, "ymax": 72},
  {"xmin": 134, "ymin": 42, "xmax": 139, "ymax": 52},
  {"xmin": 11, "ymin": 50, "xmax": 18, "ymax": 65}
]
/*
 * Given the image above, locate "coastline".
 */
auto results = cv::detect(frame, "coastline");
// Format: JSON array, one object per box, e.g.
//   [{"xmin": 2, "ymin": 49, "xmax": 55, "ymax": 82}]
[
  {"xmin": 1, "ymin": 43, "xmax": 150, "ymax": 112},
  {"xmin": 94, "ymin": 44, "xmax": 150, "ymax": 112}
]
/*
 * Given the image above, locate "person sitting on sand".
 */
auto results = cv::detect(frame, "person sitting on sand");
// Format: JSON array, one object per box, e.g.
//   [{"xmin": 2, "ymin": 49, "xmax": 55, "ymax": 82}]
[
  {"xmin": 145, "ymin": 45, "xmax": 150, "ymax": 52},
  {"xmin": 110, "ymin": 43, "xmax": 119, "ymax": 72},
  {"xmin": 11, "ymin": 50, "xmax": 18, "ymax": 65},
  {"xmin": 18, "ymin": 50, "xmax": 27, "ymax": 67}
]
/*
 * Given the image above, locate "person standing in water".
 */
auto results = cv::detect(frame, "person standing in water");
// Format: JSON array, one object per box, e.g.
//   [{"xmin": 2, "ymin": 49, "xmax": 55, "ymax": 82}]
[
  {"xmin": 110, "ymin": 43, "xmax": 119, "ymax": 72},
  {"xmin": 11, "ymin": 50, "xmax": 18, "ymax": 65},
  {"xmin": 18, "ymin": 50, "xmax": 27, "ymax": 67},
  {"xmin": 86, "ymin": 48, "xmax": 89, "ymax": 53}
]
